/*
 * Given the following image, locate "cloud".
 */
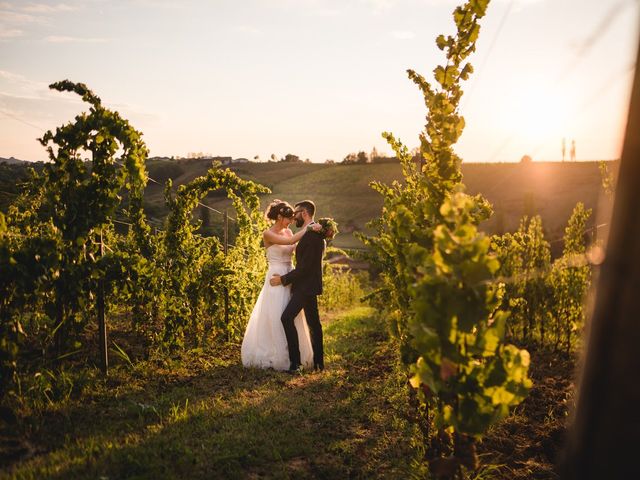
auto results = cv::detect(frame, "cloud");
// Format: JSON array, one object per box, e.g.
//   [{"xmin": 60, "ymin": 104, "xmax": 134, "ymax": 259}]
[
  {"xmin": 0, "ymin": 27, "xmax": 22, "ymax": 38},
  {"xmin": 20, "ymin": 3, "xmax": 76, "ymax": 13},
  {"xmin": 0, "ymin": 69, "xmax": 48, "ymax": 91},
  {"xmin": 44, "ymin": 35, "xmax": 109, "ymax": 43},
  {"xmin": 0, "ymin": 70, "xmax": 160, "ymax": 138},
  {"xmin": 0, "ymin": 87, "xmax": 82, "ymax": 129},
  {"xmin": 132, "ymin": 0, "xmax": 182, "ymax": 8},
  {"xmin": 0, "ymin": 9, "xmax": 42, "ymax": 24},
  {"xmin": 0, "ymin": 69, "xmax": 82, "ymax": 106},
  {"xmin": 390, "ymin": 30, "xmax": 416, "ymax": 40},
  {"xmin": 0, "ymin": 2, "xmax": 81, "ymax": 41}
]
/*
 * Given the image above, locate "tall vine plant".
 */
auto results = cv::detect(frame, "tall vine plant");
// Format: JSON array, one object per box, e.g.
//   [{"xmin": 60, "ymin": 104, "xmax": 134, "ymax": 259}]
[
  {"xmin": 0, "ymin": 81, "xmax": 271, "ymax": 400},
  {"xmin": 359, "ymin": 1, "xmax": 532, "ymax": 476},
  {"xmin": 12, "ymin": 81, "xmax": 147, "ymax": 349},
  {"xmin": 158, "ymin": 167, "xmax": 269, "ymax": 347},
  {"xmin": 0, "ymin": 80, "xmax": 149, "ymax": 396},
  {"xmin": 491, "ymin": 216, "xmax": 551, "ymax": 342},
  {"xmin": 547, "ymin": 203, "xmax": 592, "ymax": 353}
]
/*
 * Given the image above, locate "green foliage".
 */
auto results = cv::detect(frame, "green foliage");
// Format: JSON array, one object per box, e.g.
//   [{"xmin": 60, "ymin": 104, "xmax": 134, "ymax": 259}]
[
  {"xmin": 157, "ymin": 166, "xmax": 268, "ymax": 346},
  {"xmin": 358, "ymin": 0, "xmax": 531, "ymax": 474},
  {"xmin": 319, "ymin": 249, "xmax": 368, "ymax": 312},
  {"xmin": 546, "ymin": 203, "xmax": 592, "ymax": 352},
  {"xmin": 598, "ymin": 161, "xmax": 615, "ymax": 197},
  {"xmin": 492, "ymin": 203, "xmax": 593, "ymax": 353},
  {"xmin": 1, "ymin": 80, "xmax": 149, "ymax": 396},
  {"xmin": 408, "ymin": 193, "xmax": 532, "ymax": 438},
  {"xmin": 0, "ymin": 81, "xmax": 270, "ymax": 401},
  {"xmin": 491, "ymin": 216, "xmax": 551, "ymax": 341}
]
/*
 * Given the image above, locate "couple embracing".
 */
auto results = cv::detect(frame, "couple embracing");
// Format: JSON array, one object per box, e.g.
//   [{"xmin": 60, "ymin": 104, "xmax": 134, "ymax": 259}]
[{"xmin": 241, "ymin": 199, "xmax": 336, "ymax": 373}]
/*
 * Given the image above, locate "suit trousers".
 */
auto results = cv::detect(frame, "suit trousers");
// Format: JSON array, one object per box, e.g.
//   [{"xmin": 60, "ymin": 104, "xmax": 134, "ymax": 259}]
[{"xmin": 281, "ymin": 292, "xmax": 324, "ymax": 369}]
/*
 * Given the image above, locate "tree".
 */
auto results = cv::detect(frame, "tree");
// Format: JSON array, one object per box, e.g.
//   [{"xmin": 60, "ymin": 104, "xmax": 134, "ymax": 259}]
[
  {"xmin": 356, "ymin": 151, "xmax": 368, "ymax": 164},
  {"xmin": 342, "ymin": 153, "xmax": 357, "ymax": 164},
  {"xmin": 370, "ymin": 147, "xmax": 380, "ymax": 163},
  {"xmin": 280, "ymin": 153, "xmax": 301, "ymax": 163}
]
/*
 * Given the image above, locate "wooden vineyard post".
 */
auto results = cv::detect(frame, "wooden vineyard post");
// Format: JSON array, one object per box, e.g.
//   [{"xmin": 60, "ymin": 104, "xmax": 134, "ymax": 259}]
[
  {"xmin": 223, "ymin": 210, "xmax": 229, "ymax": 327},
  {"xmin": 561, "ymin": 38, "xmax": 640, "ymax": 479},
  {"xmin": 97, "ymin": 230, "xmax": 108, "ymax": 374}
]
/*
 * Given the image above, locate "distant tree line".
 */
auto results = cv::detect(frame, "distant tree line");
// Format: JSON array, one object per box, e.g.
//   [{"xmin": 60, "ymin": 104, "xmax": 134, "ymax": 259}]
[
  {"xmin": 267, "ymin": 153, "xmax": 311, "ymax": 163},
  {"xmin": 340, "ymin": 147, "xmax": 399, "ymax": 165}
]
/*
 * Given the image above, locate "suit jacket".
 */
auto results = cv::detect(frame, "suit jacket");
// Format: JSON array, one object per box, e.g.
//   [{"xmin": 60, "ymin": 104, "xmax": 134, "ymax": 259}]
[{"xmin": 280, "ymin": 226, "xmax": 324, "ymax": 296}]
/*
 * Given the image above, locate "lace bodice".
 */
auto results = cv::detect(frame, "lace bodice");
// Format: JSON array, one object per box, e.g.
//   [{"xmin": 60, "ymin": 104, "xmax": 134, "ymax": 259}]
[{"xmin": 266, "ymin": 244, "xmax": 295, "ymax": 266}]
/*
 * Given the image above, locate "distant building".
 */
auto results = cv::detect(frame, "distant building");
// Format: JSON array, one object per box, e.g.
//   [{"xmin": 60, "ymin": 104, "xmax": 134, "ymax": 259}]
[{"xmin": 232, "ymin": 158, "xmax": 249, "ymax": 164}]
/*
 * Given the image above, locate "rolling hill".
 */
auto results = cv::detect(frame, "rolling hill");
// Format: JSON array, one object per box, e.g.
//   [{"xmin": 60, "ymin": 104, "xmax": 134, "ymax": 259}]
[
  {"xmin": 143, "ymin": 158, "xmax": 616, "ymax": 252},
  {"xmin": 1, "ymin": 158, "xmax": 617, "ymax": 253}
]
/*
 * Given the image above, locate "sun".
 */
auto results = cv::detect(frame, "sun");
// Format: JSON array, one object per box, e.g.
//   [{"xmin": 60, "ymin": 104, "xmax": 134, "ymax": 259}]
[{"xmin": 513, "ymin": 83, "xmax": 571, "ymax": 144}]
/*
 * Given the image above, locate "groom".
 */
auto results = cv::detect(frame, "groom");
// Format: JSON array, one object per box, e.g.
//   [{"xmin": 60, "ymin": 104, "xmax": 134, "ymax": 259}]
[{"xmin": 270, "ymin": 200, "xmax": 324, "ymax": 372}]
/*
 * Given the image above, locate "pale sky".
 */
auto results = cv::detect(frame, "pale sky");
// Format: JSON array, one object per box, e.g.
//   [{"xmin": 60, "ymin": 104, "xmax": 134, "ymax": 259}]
[{"xmin": 1, "ymin": 0, "xmax": 638, "ymax": 163}]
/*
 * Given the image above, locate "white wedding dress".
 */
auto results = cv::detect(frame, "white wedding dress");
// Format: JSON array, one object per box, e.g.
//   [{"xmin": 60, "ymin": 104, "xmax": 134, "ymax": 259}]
[{"xmin": 241, "ymin": 244, "xmax": 314, "ymax": 370}]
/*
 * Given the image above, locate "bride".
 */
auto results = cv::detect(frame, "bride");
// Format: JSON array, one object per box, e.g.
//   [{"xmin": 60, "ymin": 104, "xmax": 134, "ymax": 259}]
[{"xmin": 241, "ymin": 200, "xmax": 320, "ymax": 371}]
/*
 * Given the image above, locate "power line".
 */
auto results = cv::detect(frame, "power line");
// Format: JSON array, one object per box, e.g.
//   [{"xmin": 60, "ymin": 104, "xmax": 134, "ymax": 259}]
[
  {"xmin": 0, "ymin": 108, "xmax": 46, "ymax": 132},
  {"xmin": 112, "ymin": 218, "xmax": 133, "ymax": 227},
  {"xmin": 461, "ymin": 0, "xmax": 515, "ymax": 111},
  {"xmin": 530, "ymin": 60, "xmax": 637, "ymax": 160},
  {"xmin": 114, "ymin": 160, "xmax": 238, "ymax": 223},
  {"xmin": 484, "ymin": 0, "xmax": 637, "ymax": 163},
  {"xmin": 568, "ymin": 0, "xmax": 632, "ymax": 69},
  {"xmin": 548, "ymin": 223, "xmax": 608, "ymax": 245},
  {"xmin": 482, "ymin": 59, "xmax": 634, "ymax": 194},
  {"xmin": 0, "ymin": 108, "xmax": 239, "ymax": 224}
]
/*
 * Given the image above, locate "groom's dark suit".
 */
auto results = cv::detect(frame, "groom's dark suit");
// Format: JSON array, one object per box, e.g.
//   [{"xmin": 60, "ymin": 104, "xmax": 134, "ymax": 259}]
[{"xmin": 280, "ymin": 225, "xmax": 324, "ymax": 370}]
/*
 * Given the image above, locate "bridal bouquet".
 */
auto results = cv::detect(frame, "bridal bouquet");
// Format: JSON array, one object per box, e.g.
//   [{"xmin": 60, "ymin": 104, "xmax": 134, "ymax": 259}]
[{"xmin": 314, "ymin": 217, "xmax": 338, "ymax": 241}]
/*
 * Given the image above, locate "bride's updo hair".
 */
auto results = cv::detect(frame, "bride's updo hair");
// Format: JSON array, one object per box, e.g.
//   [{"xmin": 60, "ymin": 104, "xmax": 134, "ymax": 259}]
[{"xmin": 265, "ymin": 199, "xmax": 294, "ymax": 221}]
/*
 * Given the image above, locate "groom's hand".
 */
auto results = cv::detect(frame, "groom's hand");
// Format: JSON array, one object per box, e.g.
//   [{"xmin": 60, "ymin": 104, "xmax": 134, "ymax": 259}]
[{"xmin": 270, "ymin": 274, "xmax": 282, "ymax": 286}]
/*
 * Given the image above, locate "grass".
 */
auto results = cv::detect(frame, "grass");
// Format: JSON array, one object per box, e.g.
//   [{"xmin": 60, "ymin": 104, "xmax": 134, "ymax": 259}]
[{"xmin": 2, "ymin": 307, "xmax": 421, "ymax": 479}]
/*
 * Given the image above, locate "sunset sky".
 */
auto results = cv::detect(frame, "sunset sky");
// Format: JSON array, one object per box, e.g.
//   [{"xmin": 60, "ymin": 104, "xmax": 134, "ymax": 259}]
[{"xmin": 1, "ymin": 0, "xmax": 638, "ymax": 163}]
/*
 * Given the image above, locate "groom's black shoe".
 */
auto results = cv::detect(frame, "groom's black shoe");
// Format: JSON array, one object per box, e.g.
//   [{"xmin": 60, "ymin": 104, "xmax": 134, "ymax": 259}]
[
  {"xmin": 286, "ymin": 363, "xmax": 302, "ymax": 374},
  {"xmin": 313, "ymin": 363, "xmax": 324, "ymax": 371}
]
